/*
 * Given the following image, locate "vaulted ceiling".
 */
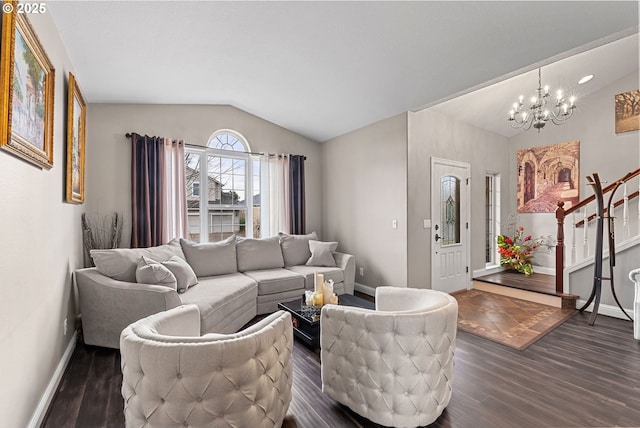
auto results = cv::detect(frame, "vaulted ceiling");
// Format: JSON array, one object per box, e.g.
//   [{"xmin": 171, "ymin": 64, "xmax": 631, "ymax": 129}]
[{"xmin": 47, "ymin": 1, "xmax": 639, "ymax": 142}]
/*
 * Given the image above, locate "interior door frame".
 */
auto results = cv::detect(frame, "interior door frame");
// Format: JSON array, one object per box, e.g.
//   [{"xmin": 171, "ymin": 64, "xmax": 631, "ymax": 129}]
[{"xmin": 430, "ymin": 157, "xmax": 472, "ymax": 292}]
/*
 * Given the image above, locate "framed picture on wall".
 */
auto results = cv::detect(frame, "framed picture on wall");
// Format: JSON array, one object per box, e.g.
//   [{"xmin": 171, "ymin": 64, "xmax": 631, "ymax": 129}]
[
  {"xmin": 66, "ymin": 72, "xmax": 86, "ymax": 203},
  {"xmin": 517, "ymin": 140, "xmax": 580, "ymax": 213},
  {"xmin": 615, "ymin": 89, "xmax": 640, "ymax": 134},
  {"xmin": 0, "ymin": 2, "xmax": 55, "ymax": 169}
]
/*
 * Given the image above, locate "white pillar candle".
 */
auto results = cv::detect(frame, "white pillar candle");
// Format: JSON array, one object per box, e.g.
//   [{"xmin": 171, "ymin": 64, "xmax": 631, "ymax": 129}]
[
  {"xmin": 314, "ymin": 272, "xmax": 324, "ymax": 294},
  {"xmin": 323, "ymin": 280, "xmax": 334, "ymax": 305}
]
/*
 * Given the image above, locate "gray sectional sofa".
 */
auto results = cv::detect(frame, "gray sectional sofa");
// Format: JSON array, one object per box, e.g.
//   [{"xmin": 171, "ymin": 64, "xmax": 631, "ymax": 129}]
[{"xmin": 74, "ymin": 232, "xmax": 355, "ymax": 349}]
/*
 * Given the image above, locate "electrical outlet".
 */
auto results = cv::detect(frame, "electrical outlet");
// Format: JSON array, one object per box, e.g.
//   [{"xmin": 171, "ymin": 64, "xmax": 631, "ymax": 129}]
[
  {"xmin": 63, "ymin": 318, "xmax": 68, "ymax": 336},
  {"xmin": 359, "ymin": 267, "xmax": 364, "ymax": 276},
  {"xmin": 392, "ymin": 219, "xmax": 398, "ymax": 229}
]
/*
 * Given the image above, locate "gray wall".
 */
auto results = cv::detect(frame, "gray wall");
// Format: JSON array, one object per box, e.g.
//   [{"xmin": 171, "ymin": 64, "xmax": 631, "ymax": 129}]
[
  {"xmin": 0, "ymin": 12, "xmax": 81, "ymax": 427},
  {"xmin": 85, "ymin": 104, "xmax": 322, "ymax": 246},
  {"xmin": 407, "ymin": 110, "xmax": 511, "ymax": 288},
  {"xmin": 322, "ymin": 113, "xmax": 408, "ymax": 288}
]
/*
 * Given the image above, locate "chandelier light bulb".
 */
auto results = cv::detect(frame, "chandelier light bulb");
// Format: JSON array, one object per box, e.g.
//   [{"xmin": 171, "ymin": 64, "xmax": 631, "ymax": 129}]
[
  {"xmin": 544, "ymin": 85, "xmax": 549, "ymax": 95},
  {"xmin": 531, "ymin": 96, "xmax": 537, "ymax": 104},
  {"xmin": 570, "ymin": 96, "xmax": 576, "ymax": 106}
]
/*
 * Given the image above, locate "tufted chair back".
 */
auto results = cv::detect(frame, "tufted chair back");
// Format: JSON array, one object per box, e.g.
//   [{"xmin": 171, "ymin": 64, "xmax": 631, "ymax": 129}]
[
  {"xmin": 320, "ymin": 287, "xmax": 458, "ymax": 428},
  {"xmin": 120, "ymin": 305, "xmax": 293, "ymax": 428}
]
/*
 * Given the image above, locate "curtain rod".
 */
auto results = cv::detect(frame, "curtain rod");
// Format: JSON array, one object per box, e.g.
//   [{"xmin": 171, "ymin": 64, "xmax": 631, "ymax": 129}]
[{"xmin": 125, "ymin": 133, "xmax": 306, "ymax": 160}]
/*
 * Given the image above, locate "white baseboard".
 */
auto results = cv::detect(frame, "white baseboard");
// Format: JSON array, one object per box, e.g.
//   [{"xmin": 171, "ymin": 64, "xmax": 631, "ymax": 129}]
[
  {"xmin": 472, "ymin": 265, "xmax": 503, "ymax": 278},
  {"xmin": 354, "ymin": 282, "xmax": 376, "ymax": 297},
  {"xmin": 28, "ymin": 332, "xmax": 77, "ymax": 428},
  {"xmin": 576, "ymin": 300, "xmax": 635, "ymax": 321}
]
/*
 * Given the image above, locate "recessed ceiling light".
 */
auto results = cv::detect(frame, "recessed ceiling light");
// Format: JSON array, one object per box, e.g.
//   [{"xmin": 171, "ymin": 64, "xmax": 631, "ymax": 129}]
[{"xmin": 578, "ymin": 74, "xmax": 594, "ymax": 85}]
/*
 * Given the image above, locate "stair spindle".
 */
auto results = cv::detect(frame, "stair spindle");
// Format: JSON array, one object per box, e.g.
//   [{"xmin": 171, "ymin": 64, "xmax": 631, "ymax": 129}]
[{"xmin": 571, "ymin": 212, "xmax": 576, "ymax": 264}]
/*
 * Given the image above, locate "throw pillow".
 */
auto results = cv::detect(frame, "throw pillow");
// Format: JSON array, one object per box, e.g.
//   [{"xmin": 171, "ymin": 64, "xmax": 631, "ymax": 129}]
[
  {"xmin": 180, "ymin": 236, "xmax": 238, "ymax": 277},
  {"xmin": 90, "ymin": 238, "xmax": 185, "ymax": 283},
  {"xmin": 306, "ymin": 240, "xmax": 338, "ymax": 267},
  {"xmin": 163, "ymin": 255, "xmax": 199, "ymax": 293},
  {"xmin": 135, "ymin": 256, "xmax": 178, "ymax": 290},
  {"xmin": 236, "ymin": 236, "xmax": 285, "ymax": 272},
  {"xmin": 279, "ymin": 231, "xmax": 318, "ymax": 266}
]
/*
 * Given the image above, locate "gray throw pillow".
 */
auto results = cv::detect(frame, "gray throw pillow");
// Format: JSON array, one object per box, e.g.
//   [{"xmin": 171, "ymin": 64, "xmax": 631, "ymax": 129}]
[
  {"xmin": 236, "ymin": 236, "xmax": 285, "ymax": 272},
  {"xmin": 91, "ymin": 239, "xmax": 185, "ymax": 282},
  {"xmin": 279, "ymin": 231, "xmax": 318, "ymax": 266},
  {"xmin": 306, "ymin": 240, "xmax": 338, "ymax": 267},
  {"xmin": 180, "ymin": 236, "xmax": 238, "ymax": 277},
  {"xmin": 163, "ymin": 255, "xmax": 199, "ymax": 293},
  {"xmin": 135, "ymin": 256, "xmax": 178, "ymax": 290}
]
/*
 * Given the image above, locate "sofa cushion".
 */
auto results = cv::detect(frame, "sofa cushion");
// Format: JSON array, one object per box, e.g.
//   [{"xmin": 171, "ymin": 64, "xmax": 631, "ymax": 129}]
[
  {"xmin": 180, "ymin": 236, "xmax": 237, "ymax": 277},
  {"xmin": 306, "ymin": 240, "xmax": 338, "ymax": 267},
  {"xmin": 135, "ymin": 256, "xmax": 177, "ymax": 290},
  {"xmin": 243, "ymin": 268, "xmax": 305, "ymax": 295},
  {"xmin": 236, "ymin": 236, "xmax": 284, "ymax": 272},
  {"xmin": 91, "ymin": 239, "xmax": 184, "ymax": 282},
  {"xmin": 284, "ymin": 265, "xmax": 344, "ymax": 290},
  {"xmin": 279, "ymin": 231, "xmax": 318, "ymax": 267},
  {"xmin": 179, "ymin": 273, "xmax": 258, "ymax": 334},
  {"xmin": 163, "ymin": 256, "xmax": 198, "ymax": 292}
]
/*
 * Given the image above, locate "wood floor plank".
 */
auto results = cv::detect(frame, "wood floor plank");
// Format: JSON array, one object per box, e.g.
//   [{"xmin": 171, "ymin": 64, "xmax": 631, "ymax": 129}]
[
  {"xmin": 44, "ymin": 311, "xmax": 640, "ymax": 428},
  {"xmin": 42, "ymin": 344, "xmax": 93, "ymax": 428}
]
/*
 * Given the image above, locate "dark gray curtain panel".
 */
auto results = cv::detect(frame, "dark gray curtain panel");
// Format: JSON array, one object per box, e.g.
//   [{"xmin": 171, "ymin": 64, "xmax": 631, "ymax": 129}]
[
  {"xmin": 289, "ymin": 155, "xmax": 305, "ymax": 234},
  {"xmin": 130, "ymin": 133, "xmax": 165, "ymax": 248}
]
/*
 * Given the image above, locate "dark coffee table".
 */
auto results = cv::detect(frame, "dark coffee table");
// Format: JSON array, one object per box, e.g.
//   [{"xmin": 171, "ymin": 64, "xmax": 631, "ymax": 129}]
[{"xmin": 277, "ymin": 294, "xmax": 375, "ymax": 349}]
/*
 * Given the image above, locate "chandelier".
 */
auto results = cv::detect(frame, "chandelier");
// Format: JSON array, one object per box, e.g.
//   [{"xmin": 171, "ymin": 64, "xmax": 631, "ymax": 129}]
[{"xmin": 508, "ymin": 68, "xmax": 576, "ymax": 132}]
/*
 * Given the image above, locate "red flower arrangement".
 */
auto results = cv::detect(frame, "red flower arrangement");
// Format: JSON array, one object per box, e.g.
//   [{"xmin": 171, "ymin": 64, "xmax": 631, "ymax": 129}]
[{"xmin": 497, "ymin": 225, "xmax": 541, "ymax": 275}]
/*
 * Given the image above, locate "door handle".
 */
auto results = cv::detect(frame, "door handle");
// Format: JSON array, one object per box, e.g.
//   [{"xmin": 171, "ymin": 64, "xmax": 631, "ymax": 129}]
[{"xmin": 435, "ymin": 234, "xmax": 440, "ymax": 242}]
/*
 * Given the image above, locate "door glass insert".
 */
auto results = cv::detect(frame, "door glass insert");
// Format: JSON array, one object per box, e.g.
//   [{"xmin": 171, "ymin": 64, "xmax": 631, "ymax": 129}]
[{"xmin": 440, "ymin": 175, "xmax": 460, "ymax": 245}]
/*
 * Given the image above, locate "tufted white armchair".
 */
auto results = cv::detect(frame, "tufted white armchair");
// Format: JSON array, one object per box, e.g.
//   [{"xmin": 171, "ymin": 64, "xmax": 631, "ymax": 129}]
[
  {"xmin": 320, "ymin": 287, "xmax": 458, "ymax": 428},
  {"xmin": 120, "ymin": 305, "xmax": 293, "ymax": 428}
]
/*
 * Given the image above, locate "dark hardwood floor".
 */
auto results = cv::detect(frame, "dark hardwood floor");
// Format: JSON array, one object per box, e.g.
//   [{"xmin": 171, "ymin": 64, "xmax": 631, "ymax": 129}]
[{"xmin": 43, "ymin": 311, "xmax": 640, "ymax": 428}]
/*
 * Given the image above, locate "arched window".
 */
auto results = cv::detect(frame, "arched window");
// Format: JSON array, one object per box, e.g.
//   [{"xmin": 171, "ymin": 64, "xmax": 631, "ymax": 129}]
[
  {"xmin": 207, "ymin": 130, "xmax": 251, "ymax": 152},
  {"xmin": 184, "ymin": 130, "xmax": 261, "ymax": 242}
]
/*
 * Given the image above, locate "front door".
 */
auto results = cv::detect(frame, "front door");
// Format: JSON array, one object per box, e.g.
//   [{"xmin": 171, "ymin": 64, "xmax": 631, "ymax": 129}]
[{"xmin": 431, "ymin": 158, "xmax": 470, "ymax": 294}]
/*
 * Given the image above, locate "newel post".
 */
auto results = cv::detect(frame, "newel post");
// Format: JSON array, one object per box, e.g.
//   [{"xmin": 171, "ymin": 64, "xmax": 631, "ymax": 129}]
[{"xmin": 555, "ymin": 201, "xmax": 565, "ymax": 293}]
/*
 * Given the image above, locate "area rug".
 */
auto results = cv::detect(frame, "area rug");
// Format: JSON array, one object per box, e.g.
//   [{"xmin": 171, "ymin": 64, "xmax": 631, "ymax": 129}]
[{"xmin": 454, "ymin": 289, "xmax": 577, "ymax": 351}]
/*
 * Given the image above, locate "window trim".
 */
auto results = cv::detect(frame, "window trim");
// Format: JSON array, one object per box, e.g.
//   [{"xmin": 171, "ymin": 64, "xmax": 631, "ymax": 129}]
[
  {"xmin": 185, "ymin": 130, "xmax": 258, "ymax": 242},
  {"xmin": 485, "ymin": 172, "xmax": 501, "ymax": 267}
]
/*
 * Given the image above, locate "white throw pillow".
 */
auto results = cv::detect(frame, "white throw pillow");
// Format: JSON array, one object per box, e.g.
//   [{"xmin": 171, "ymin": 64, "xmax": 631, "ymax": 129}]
[
  {"xmin": 136, "ymin": 256, "xmax": 178, "ymax": 290},
  {"xmin": 306, "ymin": 240, "xmax": 338, "ymax": 267}
]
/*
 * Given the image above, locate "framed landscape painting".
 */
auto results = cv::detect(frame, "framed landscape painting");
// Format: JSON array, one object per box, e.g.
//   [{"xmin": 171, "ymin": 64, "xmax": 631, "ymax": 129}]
[
  {"xmin": 0, "ymin": 2, "xmax": 55, "ymax": 169},
  {"xmin": 66, "ymin": 72, "xmax": 86, "ymax": 203}
]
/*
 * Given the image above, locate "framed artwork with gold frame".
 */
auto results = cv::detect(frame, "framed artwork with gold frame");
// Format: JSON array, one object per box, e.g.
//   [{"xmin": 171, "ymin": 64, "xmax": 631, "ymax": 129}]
[
  {"xmin": 0, "ymin": 1, "xmax": 55, "ymax": 169},
  {"xmin": 66, "ymin": 72, "xmax": 86, "ymax": 203}
]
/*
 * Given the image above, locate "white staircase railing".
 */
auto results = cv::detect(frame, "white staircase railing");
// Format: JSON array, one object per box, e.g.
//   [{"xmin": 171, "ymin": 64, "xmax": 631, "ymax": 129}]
[{"xmin": 555, "ymin": 168, "xmax": 640, "ymax": 293}]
